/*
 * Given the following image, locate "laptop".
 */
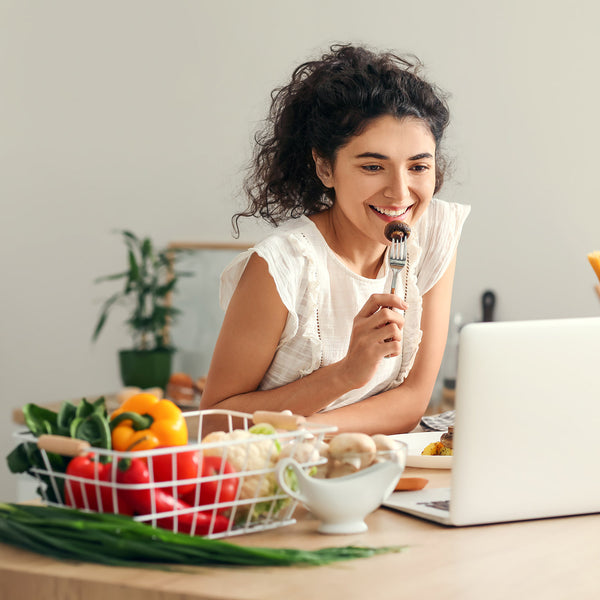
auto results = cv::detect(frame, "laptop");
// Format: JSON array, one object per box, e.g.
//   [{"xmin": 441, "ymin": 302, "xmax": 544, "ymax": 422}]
[{"xmin": 383, "ymin": 316, "xmax": 600, "ymax": 526}]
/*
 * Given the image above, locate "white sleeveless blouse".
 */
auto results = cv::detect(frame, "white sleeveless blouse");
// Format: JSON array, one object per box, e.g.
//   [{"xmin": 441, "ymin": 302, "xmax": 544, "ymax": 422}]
[{"xmin": 220, "ymin": 199, "xmax": 471, "ymax": 412}]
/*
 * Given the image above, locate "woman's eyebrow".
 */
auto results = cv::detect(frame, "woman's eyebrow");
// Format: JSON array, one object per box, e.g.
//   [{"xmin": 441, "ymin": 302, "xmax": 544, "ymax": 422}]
[
  {"xmin": 355, "ymin": 152, "xmax": 389, "ymax": 160},
  {"xmin": 354, "ymin": 151, "xmax": 434, "ymax": 160}
]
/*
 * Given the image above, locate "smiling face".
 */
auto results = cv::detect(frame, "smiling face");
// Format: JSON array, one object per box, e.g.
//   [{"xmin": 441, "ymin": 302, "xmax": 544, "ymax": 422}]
[{"xmin": 313, "ymin": 115, "xmax": 437, "ymax": 247}]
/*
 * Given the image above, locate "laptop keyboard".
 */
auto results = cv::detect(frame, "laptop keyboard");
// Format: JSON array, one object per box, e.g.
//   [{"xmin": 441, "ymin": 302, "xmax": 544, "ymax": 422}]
[{"xmin": 417, "ymin": 499, "xmax": 450, "ymax": 512}]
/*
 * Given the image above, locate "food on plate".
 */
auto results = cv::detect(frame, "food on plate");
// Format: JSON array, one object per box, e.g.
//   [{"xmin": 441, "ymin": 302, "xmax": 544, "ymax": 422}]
[
  {"xmin": 588, "ymin": 251, "xmax": 600, "ymax": 282},
  {"xmin": 420, "ymin": 442, "xmax": 450, "ymax": 456},
  {"xmin": 384, "ymin": 220, "xmax": 411, "ymax": 242},
  {"xmin": 440, "ymin": 427, "xmax": 453, "ymax": 450},
  {"xmin": 421, "ymin": 426, "xmax": 454, "ymax": 456}
]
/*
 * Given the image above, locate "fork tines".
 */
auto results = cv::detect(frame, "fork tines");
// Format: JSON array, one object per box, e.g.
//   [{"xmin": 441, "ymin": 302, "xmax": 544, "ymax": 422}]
[
  {"xmin": 389, "ymin": 238, "xmax": 407, "ymax": 295},
  {"xmin": 391, "ymin": 238, "xmax": 407, "ymax": 265}
]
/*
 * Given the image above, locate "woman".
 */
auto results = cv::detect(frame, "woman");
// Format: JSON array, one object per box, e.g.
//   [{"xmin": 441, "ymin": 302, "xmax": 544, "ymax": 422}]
[{"xmin": 200, "ymin": 44, "xmax": 470, "ymax": 434}]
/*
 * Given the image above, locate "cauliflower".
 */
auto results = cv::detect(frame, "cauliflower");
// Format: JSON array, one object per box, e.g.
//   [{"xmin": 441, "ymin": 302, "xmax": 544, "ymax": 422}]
[{"xmin": 201, "ymin": 429, "xmax": 281, "ymax": 508}]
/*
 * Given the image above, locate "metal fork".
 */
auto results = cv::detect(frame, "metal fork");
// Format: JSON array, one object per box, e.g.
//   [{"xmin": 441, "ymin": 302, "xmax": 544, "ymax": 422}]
[{"xmin": 389, "ymin": 237, "xmax": 408, "ymax": 295}]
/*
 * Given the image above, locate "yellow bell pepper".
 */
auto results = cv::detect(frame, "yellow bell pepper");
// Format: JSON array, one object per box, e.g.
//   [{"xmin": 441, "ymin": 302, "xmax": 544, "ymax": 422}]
[{"xmin": 109, "ymin": 393, "xmax": 188, "ymax": 451}]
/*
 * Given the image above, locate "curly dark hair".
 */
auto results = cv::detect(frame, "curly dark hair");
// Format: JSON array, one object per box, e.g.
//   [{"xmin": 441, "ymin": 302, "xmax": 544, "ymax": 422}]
[{"xmin": 233, "ymin": 44, "xmax": 450, "ymax": 235}]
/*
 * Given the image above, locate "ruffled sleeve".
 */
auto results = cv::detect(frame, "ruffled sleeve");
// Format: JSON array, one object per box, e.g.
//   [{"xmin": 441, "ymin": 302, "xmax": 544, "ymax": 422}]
[
  {"xmin": 219, "ymin": 220, "xmax": 324, "ymax": 368},
  {"xmin": 414, "ymin": 199, "xmax": 471, "ymax": 295}
]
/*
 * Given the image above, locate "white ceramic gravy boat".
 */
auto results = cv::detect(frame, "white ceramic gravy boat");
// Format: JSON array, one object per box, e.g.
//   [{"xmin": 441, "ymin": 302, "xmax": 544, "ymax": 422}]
[{"xmin": 275, "ymin": 445, "xmax": 406, "ymax": 534}]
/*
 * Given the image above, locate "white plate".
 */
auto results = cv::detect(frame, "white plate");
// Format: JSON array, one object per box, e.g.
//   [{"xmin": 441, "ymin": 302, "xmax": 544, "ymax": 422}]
[{"xmin": 390, "ymin": 431, "xmax": 452, "ymax": 469}]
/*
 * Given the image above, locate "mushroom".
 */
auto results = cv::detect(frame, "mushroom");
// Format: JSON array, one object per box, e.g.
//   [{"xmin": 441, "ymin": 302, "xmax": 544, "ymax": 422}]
[
  {"xmin": 327, "ymin": 433, "xmax": 377, "ymax": 471},
  {"xmin": 327, "ymin": 461, "xmax": 361, "ymax": 479},
  {"xmin": 370, "ymin": 434, "xmax": 404, "ymax": 465},
  {"xmin": 371, "ymin": 434, "xmax": 397, "ymax": 452},
  {"xmin": 441, "ymin": 426, "xmax": 454, "ymax": 450},
  {"xmin": 384, "ymin": 221, "xmax": 411, "ymax": 242}
]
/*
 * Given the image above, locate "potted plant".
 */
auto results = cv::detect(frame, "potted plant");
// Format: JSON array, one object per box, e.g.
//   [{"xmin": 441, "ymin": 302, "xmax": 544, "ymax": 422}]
[{"xmin": 92, "ymin": 230, "xmax": 191, "ymax": 390}]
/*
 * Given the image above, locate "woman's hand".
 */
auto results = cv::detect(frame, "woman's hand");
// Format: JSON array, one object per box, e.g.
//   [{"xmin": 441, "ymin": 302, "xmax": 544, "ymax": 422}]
[{"xmin": 339, "ymin": 293, "xmax": 408, "ymax": 390}]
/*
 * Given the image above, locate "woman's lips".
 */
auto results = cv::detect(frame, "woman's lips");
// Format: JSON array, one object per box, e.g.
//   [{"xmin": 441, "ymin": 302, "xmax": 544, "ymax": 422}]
[{"xmin": 369, "ymin": 204, "xmax": 412, "ymax": 222}]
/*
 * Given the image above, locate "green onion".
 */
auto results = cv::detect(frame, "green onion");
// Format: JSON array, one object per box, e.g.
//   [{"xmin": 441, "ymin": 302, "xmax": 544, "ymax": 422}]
[{"xmin": 0, "ymin": 503, "xmax": 406, "ymax": 569}]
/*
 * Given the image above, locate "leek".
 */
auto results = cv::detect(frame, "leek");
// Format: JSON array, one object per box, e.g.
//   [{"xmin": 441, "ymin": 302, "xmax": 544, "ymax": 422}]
[{"xmin": 0, "ymin": 503, "xmax": 406, "ymax": 569}]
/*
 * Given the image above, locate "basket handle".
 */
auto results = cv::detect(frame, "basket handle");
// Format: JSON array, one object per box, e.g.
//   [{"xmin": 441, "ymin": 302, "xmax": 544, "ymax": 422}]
[
  {"xmin": 252, "ymin": 410, "xmax": 306, "ymax": 430},
  {"xmin": 37, "ymin": 434, "xmax": 91, "ymax": 457}
]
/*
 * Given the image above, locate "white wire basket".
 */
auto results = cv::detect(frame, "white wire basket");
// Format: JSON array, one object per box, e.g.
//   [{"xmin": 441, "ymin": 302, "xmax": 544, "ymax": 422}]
[{"xmin": 13, "ymin": 409, "xmax": 337, "ymax": 539}]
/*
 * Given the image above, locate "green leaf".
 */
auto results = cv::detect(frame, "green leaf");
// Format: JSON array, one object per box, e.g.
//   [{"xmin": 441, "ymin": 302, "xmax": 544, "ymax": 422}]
[
  {"xmin": 92, "ymin": 290, "xmax": 124, "ymax": 342},
  {"xmin": 128, "ymin": 250, "xmax": 140, "ymax": 281},
  {"xmin": 141, "ymin": 238, "xmax": 153, "ymax": 259},
  {"xmin": 156, "ymin": 279, "xmax": 177, "ymax": 297},
  {"xmin": 75, "ymin": 398, "xmax": 95, "ymax": 419},
  {"xmin": 6, "ymin": 444, "xmax": 31, "ymax": 474},
  {"xmin": 6, "ymin": 442, "xmax": 67, "ymax": 503},
  {"xmin": 156, "ymin": 252, "xmax": 173, "ymax": 269},
  {"xmin": 22, "ymin": 404, "xmax": 59, "ymax": 437},
  {"xmin": 93, "ymin": 271, "xmax": 130, "ymax": 284},
  {"xmin": 121, "ymin": 230, "xmax": 139, "ymax": 244},
  {"xmin": 92, "ymin": 396, "xmax": 108, "ymax": 415},
  {"xmin": 56, "ymin": 402, "xmax": 77, "ymax": 436},
  {"xmin": 71, "ymin": 414, "xmax": 111, "ymax": 451}
]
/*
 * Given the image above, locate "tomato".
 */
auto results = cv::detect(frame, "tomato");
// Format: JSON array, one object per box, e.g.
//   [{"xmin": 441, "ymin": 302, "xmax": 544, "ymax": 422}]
[
  {"xmin": 151, "ymin": 450, "xmax": 201, "ymax": 496},
  {"xmin": 182, "ymin": 456, "xmax": 239, "ymax": 511}
]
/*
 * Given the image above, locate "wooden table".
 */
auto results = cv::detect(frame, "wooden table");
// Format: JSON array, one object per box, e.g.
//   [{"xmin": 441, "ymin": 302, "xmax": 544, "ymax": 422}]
[{"xmin": 1, "ymin": 466, "xmax": 598, "ymax": 600}]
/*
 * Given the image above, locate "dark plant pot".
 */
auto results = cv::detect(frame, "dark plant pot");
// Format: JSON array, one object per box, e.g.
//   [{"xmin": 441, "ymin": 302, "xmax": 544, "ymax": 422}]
[{"xmin": 118, "ymin": 349, "xmax": 174, "ymax": 390}]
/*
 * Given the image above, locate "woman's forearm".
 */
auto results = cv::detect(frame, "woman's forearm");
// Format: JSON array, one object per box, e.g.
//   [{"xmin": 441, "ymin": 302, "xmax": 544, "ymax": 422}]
[
  {"xmin": 307, "ymin": 377, "xmax": 432, "ymax": 435},
  {"xmin": 308, "ymin": 256, "xmax": 458, "ymax": 435},
  {"xmin": 200, "ymin": 359, "xmax": 358, "ymax": 416}
]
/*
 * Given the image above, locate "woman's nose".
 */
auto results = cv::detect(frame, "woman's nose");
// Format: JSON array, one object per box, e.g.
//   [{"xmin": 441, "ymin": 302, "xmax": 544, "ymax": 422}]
[{"xmin": 383, "ymin": 170, "xmax": 410, "ymax": 200}]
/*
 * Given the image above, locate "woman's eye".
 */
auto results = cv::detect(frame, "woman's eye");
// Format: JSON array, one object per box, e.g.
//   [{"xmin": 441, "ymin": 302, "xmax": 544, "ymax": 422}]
[
  {"xmin": 362, "ymin": 164, "xmax": 382, "ymax": 172},
  {"xmin": 410, "ymin": 164, "xmax": 431, "ymax": 173}
]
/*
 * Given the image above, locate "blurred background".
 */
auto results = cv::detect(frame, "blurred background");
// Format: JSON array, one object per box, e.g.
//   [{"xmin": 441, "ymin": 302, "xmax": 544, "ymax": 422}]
[{"xmin": 2, "ymin": 0, "xmax": 599, "ymax": 500}]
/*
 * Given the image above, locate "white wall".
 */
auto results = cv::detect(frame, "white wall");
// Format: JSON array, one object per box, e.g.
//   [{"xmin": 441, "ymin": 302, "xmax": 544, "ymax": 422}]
[{"xmin": 2, "ymin": 0, "xmax": 599, "ymax": 500}]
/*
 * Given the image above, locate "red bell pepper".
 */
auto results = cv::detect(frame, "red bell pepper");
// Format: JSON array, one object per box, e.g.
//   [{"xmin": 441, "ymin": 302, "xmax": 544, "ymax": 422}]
[
  {"xmin": 151, "ymin": 449, "xmax": 201, "ymax": 496},
  {"xmin": 117, "ymin": 457, "xmax": 229, "ymax": 535},
  {"xmin": 182, "ymin": 455, "xmax": 239, "ymax": 512},
  {"xmin": 64, "ymin": 454, "xmax": 133, "ymax": 515}
]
